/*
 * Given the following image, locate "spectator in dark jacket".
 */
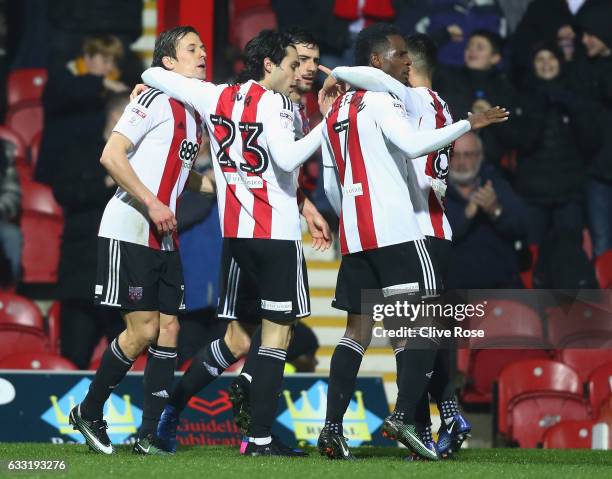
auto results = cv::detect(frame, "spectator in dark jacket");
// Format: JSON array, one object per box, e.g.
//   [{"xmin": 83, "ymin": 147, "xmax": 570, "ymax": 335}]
[
  {"xmin": 0, "ymin": 143, "xmax": 21, "ymax": 283},
  {"xmin": 575, "ymin": 0, "xmax": 612, "ymax": 258},
  {"xmin": 434, "ymin": 29, "xmax": 517, "ymax": 165},
  {"xmin": 35, "ymin": 34, "xmax": 127, "ymax": 184},
  {"xmin": 445, "ymin": 131, "xmax": 528, "ymax": 289},
  {"xmin": 514, "ymin": 43, "xmax": 602, "ymax": 246},
  {"xmin": 51, "ymin": 93, "xmax": 126, "ymax": 369}
]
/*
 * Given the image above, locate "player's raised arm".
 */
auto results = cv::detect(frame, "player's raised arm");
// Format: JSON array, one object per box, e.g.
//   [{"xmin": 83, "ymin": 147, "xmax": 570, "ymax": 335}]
[
  {"xmin": 375, "ymin": 94, "xmax": 508, "ymax": 158},
  {"xmin": 141, "ymin": 67, "xmax": 218, "ymax": 116}
]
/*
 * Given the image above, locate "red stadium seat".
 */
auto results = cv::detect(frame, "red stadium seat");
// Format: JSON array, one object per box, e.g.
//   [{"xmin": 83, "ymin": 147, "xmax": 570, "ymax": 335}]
[
  {"xmin": 0, "ymin": 124, "xmax": 27, "ymax": 160},
  {"xmin": 88, "ymin": 337, "xmax": 108, "ymax": 369},
  {"xmin": 595, "ymin": 250, "xmax": 612, "ymax": 289},
  {"xmin": 6, "ymin": 101, "xmax": 43, "ymax": 147},
  {"xmin": 542, "ymin": 420, "xmax": 595, "ymax": 449},
  {"xmin": 0, "ymin": 351, "xmax": 77, "ymax": 370},
  {"xmin": 7, "ymin": 68, "xmax": 47, "ymax": 107},
  {"xmin": 588, "ymin": 362, "xmax": 612, "ymax": 419},
  {"xmin": 29, "ymin": 130, "xmax": 43, "ymax": 171},
  {"xmin": 231, "ymin": 6, "xmax": 277, "ymax": 49},
  {"xmin": 497, "ymin": 359, "xmax": 589, "ymax": 447},
  {"xmin": 20, "ymin": 179, "xmax": 63, "ymax": 283},
  {"xmin": 0, "ymin": 291, "xmax": 44, "ymax": 331},
  {"xmin": 547, "ymin": 303, "xmax": 612, "ymax": 348},
  {"xmin": 556, "ymin": 349, "xmax": 612, "ymax": 383},
  {"xmin": 47, "ymin": 301, "xmax": 61, "ymax": 353},
  {"xmin": 461, "ymin": 300, "xmax": 551, "ymax": 404},
  {"xmin": 0, "ymin": 330, "xmax": 50, "ymax": 360}
]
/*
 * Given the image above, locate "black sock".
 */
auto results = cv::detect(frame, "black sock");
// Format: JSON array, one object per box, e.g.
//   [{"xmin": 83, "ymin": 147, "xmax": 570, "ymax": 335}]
[
  {"xmin": 439, "ymin": 398, "xmax": 459, "ymax": 423},
  {"xmin": 239, "ymin": 327, "xmax": 262, "ymax": 381},
  {"xmin": 325, "ymin": 338, "xmax": 365, "ymax": 435},
  {"xmin": 169, "ymin": 338, "xmax": 237, "ymax": 412},
  {"xmin": 414, "ymin": 392, "xmax": 432, "ymax": 429},
  {"xmin": 139, "ymin": 344, "xmax": 177, "ymax": 439},
  {"xmin": 395, "ymin": 348, "xmax": 437, "ymax": 423},
  {"xmin": 429, "ymin": 348, "xmax": 455, "ymax": 403},
  {"xmin": 81, "ymin": 337, "xmax": 134, "ymax": 420},
  {"xmin": 249, "ymin": 346, "xmax": 287, "ymax": 439},
  {"xmin": 394, "ymin": 346, "xmax": 405, "ymax": 391}
]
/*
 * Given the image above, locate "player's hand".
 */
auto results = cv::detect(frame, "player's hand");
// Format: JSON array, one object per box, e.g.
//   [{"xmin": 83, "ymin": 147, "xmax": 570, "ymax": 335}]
[
  {"xmin": 103, "ymin": 78, "xmax": 129, "ymax": 93},
  {"xmin": 467, "ymin": 106, "xmax": 509, "ymax": 130},
  {"xmin": 147, "ymin": 197, "xmax": 177, "ymax": 234},
  {"xmin": 130, "ymin": 83, "xmax": 149, "ymax": 101},
  {"xmin": 302, "ymin": 198, "xmax": 332, "ymax": 251},
  {"xmin": 318, "ymin": 65, "xmax": 346, "ymax": 115},
  {"xmin": 447, "ymin": 24, "xmax": 464, "ymax": 42}
]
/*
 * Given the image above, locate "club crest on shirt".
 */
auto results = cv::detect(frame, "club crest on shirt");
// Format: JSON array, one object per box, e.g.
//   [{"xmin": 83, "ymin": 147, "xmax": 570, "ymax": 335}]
[{"xmin": 128, "ymin": 286, "xmax": 143, "ymax": 302}]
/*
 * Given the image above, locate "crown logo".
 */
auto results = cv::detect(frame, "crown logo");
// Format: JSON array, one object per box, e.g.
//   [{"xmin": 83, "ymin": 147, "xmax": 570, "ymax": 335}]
[
  {"xmin": 282, "ymin": 384, "xmax": 366, "ymax": 421},
  {"xmin": 50, "ymin": 394, "xmax": 136, "ymax": 435}
]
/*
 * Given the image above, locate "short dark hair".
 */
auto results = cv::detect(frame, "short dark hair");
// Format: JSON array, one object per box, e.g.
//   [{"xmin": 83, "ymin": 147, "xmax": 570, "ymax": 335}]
[
  {"xmin": 405, "ymin": 33, "xmax": 438, "ymax": 77},
  {"xmin": 237, "ymin": 30, "xmax": 294, "ymax": 83},
  {"xmin": 284, "ymin": 27, "xmax": 318, "ymax": 49},
  {"xmin": 152, "ymin": 26, "xmax": 200, "ymax": 68},
  {"xmin": 354, "ymin": 23, "xmax": 401, "ymax": 66},
  {"xmin": 468, "ymin": 29, "xmax": 503, "ymax": 55}
]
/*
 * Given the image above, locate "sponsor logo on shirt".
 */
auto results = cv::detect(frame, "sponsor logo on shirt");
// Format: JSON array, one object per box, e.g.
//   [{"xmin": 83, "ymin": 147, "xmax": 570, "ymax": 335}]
[
  {"xmin": 343, "ymin": 183, "xmax": 363, "ymax": 197},
  {"xmin": 280, "ymin": 111, "xmax": 293, "ymax": 130},
  {"xmin": 131, "ymin": 107, "xmax": 147, "ymax": 118},
  {"xmin": 226, "ymin": 172, "xmax": 264, "ymax": 189}
]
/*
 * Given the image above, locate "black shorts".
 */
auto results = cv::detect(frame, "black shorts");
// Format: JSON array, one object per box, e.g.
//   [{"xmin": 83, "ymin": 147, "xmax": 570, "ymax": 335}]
[
  {"xmin": 94, "ymin": 237, "xmax": 185, "ymax": 315},
  {"xmin": 332, "ymin": 239, "xmax": 442, "ymax": 315},
  {"xmin": 217, "ymin": 238, "xmax": 310, "ymax": 324},
  {"xmin": 427, "ymin": 236, "xmax": 452, "ymax": 284}
]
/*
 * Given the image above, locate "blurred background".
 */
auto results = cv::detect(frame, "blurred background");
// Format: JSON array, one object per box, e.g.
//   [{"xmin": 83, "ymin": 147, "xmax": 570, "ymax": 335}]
[{"xmin": 0, "ymin": 0, "xmax": 611, "ymax": 450}]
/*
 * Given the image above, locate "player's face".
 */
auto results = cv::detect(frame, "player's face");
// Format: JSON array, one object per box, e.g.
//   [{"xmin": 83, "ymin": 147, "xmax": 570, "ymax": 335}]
[
  {"xmin": 270, "ymin": 46, "xmax": 300, "ymax": 96},
  {"xmin": 582, "ymin": 32, "xmax": 610, "ymax": 58},
  {"xmin": 378, "ymin": 34, "xmax": 411, "ymax": 85},
  {"xmin": 533, "ymin": 50, "xmax": 560, "ymax": 80},
  {"xmin": 294, "ymin": 43, "xmax": 320, "ymax": 93},
  {"xmin": 465, "ymin": 36, "xmax": 500, "ymax": 70},
  {"xmin": 449, "ymin": 134, "xmax": 483, "ymax": 185},
  {"xmin": 170, "ymin": 32, "xmax": 207, "ymax": 80},
  {"xmin": 84, "ymin": 53, "xmax": 116, "ymax": 77}
]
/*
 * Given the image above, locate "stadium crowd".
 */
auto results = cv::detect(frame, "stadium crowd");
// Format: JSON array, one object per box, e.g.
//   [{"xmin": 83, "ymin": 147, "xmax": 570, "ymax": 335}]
[{"xmin": 0, "ymin": 0, "xmax": 611, "ymax": 456}]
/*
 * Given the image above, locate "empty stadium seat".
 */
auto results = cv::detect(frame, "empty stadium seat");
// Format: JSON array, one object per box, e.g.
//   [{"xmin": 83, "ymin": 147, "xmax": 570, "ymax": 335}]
[
  {"xmin": 0, "ymin": 330, "xmax": 50, "ymax": 361},
  {"xmin": 231, "ymin": 6, "xmax": 277, "ymax": 49},
  {"xmin": 461, "ymin": 300, "xmax": 551, "ymax": 404},
  {"xmin": 0, "ymin": 291, "xmax": 44, "ymax": 331},
  {"xmin": 557, "ymin": 349, "xmax": 612, "ymax": 383},
  {"xmin": 6, "ymin": 101, "xmax": 43, "ymax": 147},
  {"xmin": 588, "ymin": 362, "xmax": 612, "ymax": 419},
  {"xmin": 542, "ymin": 420, "xmax": 595, "ymax": 449},
  {"xmin": 497, "ymin": 359, "xmax": 590, "ymax": 447},
  {"xmin": 595, "ymin": 250, "xmax": 612, "ymax": 289},
  {"xmin": 0, "ymin": 351, "xmax": 77, "ymax": 370},
  {"xmin": 7, "ymin": 68, "xmax": 47, "ymax": 107},
  {"xmin": 47, "ymin": 301, "xmax": 61, "ymax": 353},
  {"xmin": 20, "ymin": 179, "xmax": 63, "ymax": 283},
  {"xmin": 547, "ymin": 303, "xmax": 612, "ymax": 348}
]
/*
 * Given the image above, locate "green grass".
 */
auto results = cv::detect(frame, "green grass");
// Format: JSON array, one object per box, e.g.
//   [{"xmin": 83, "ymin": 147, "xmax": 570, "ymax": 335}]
[{"xmin": 1, "ymin": 445, "xmax": 611, "ymax": 479}]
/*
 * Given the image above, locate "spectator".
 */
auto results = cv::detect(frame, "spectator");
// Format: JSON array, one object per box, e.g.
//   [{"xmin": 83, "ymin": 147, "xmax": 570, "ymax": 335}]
[
  {"xmin": 394, "ymin": 0, "xmax": 506, "ymax": 66},
  {"xmin": 445, "ymin": 132, "xmax": 528, "ymax": 289},
  {"xmin": 514, "ymin": 43, "xmax": 602, "ymax": 247},
  {"xmin": 51, "ymin": 93, "xmax": 127, "ymax": 369},
  {"xmin": 0, "ymin": 141, "xmax": 21, "ymax": 284},
  {"xmin": 35, "ymin": 34, "xmax": 127, "ymax": 184},
  {"xmin": 434, "ymin": 29, "xmax": 517, "ymax": 165},
  {"xmin": 576, "ymin": 0, "xmax": 612, "ymax": 258}
]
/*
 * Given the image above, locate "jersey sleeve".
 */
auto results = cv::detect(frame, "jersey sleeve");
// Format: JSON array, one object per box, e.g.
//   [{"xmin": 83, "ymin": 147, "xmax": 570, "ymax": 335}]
[
  {"xmin": 321, "ymin": 136, "xmax": 342, "ymax": 217},
  {"xmin": 370, "ymin": 92, "xmax": 471, "ymax": 158},
  {"xmin": 264, "ymin": 92, "xmax": 323, "ymax": 172},
  {"xmin": 112, "ymin": 94, "xmax": 167, "ymax": 147},
  {"xmin": 331, "ymin": 66, "xmax": 427, "ymax": 117},
  {"xmin": 141, "ymin": 67, "xmax": 223, "ymax": 117}
]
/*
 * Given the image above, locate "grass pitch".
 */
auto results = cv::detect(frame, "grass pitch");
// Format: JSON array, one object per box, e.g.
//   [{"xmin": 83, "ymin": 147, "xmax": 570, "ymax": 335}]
[{"xmin": 1, "ymin": 444, "xmax": 611, "ymax": 479}]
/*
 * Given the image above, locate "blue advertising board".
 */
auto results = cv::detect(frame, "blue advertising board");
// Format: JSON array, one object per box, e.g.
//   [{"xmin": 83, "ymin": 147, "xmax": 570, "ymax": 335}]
[{"xmin": 0, "ymin": 372, "xmax": 392, "ymax": 448}]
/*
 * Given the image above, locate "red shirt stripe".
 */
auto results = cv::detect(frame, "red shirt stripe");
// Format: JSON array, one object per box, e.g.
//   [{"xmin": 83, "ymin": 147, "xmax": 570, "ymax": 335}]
[
  {"xmin": 347, "ymin": 90, "xmax": 378, "ymax": 251},
  {"xmin": 148, "ymin": 98, "xmax": 187, "ymax": 249},
  {"xmin": 240, "ymin": 83, "xmax": 271, "ymax": 238},
  {"xmin": 425, "ymin": 89, "xmax": 446, "ymax": 238}
]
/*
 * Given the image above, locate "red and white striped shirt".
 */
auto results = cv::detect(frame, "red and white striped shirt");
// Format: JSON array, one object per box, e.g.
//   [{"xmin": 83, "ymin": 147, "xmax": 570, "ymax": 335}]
[
  {"xmin": 98, "ymin": 88, "xmax": 202, "ymax": 251},
  {"xmin": 141, "ymin": 68, "xmax": 323, "ymax": 241},
  {"xmin": 322, "ymin": 89, "xmax": 470, "ymax": 255}
]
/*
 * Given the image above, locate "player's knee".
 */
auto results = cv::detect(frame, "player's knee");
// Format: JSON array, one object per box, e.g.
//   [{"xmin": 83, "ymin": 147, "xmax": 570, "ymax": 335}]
[
  {"xmin": 135, "ymin": 314, "xmax": 160, "ymax": 346},
  {"xmin": 225, "ymin": 325, "xmax": 251, "ymax": 357},
  {"xmin": 159, "ymin": 316, "xmax": 180, "ymax": 340}
]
